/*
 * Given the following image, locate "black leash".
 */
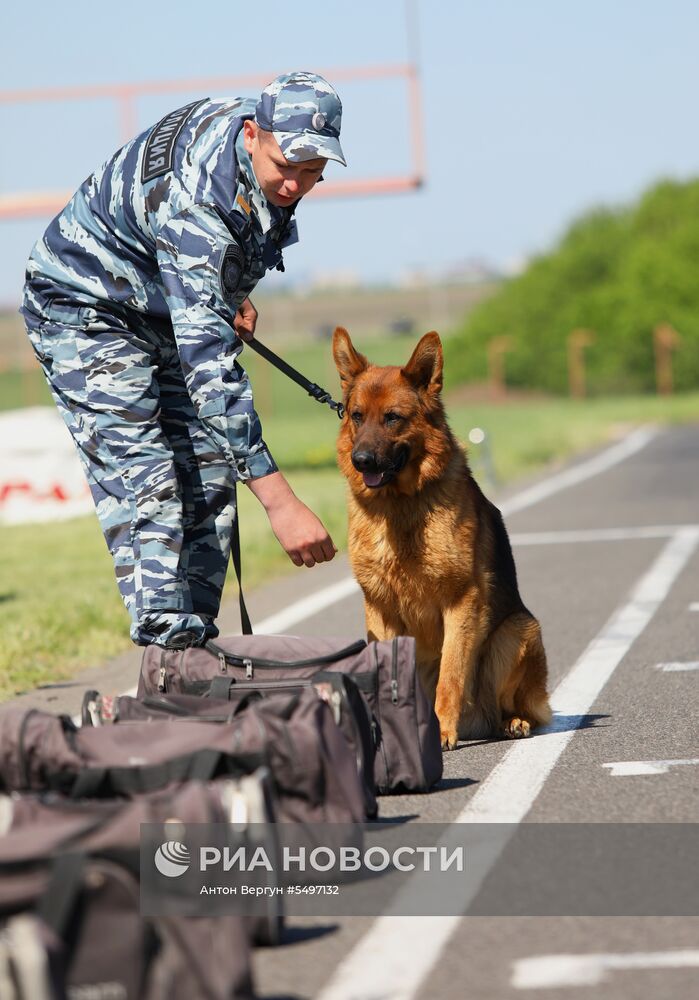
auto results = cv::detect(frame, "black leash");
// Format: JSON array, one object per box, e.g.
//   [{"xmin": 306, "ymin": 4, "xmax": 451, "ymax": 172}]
[
  {"xmin": 230, "ymin": 337, "xmax": 344, "ymax": 636},
  {"xmin": 246, "ymin": 337, "xmax": 345, "ymax": 419},
  {"xmin": 231, "ymin": 501, "xmax": 253, "ymax": 635}
]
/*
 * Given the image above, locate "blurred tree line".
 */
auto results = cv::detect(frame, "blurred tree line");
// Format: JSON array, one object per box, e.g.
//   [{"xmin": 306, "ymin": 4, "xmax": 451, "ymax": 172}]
[{"xmin": 444, "ymin": 178, "xmax": 699, "ymax": 395}]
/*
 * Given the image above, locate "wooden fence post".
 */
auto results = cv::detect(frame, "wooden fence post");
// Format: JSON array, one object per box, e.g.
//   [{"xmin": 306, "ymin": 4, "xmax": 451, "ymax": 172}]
[
  {"xmin": 487, "ymin": 336, "xmax": 512, "ymax": 399},
  {"xmin": 653, "ymin": 324, "xmax": 680, "ymax": 395},
  {"xmin": 567, "ymin": 329, "xmax": 595, "ymax": 399}
]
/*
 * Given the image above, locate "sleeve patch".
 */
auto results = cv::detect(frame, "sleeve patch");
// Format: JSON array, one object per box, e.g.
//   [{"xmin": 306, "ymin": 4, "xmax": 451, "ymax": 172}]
[{"xmin": 141, "ymin": 99, "xmax": 208, "ymax": 183}]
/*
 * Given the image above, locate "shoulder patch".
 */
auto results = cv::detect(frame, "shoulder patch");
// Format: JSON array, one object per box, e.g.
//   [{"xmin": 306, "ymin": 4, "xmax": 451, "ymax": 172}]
[{"xmin": 141, "ymin": 99, "xmax": 208, "ymax": 183}]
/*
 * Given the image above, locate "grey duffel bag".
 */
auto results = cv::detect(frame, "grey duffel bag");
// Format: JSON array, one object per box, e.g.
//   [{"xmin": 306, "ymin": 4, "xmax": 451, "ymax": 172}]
[
  {"xmin": 83, "ymin": 668, "xmax": 378, "ymax": 820},
  {"xmin": 139, "ymin": 634, "xmax": 443, "ymax": 794},
  {"xmin": 0, "ymin": 688, "xmax": 366, "ymax": 825}
]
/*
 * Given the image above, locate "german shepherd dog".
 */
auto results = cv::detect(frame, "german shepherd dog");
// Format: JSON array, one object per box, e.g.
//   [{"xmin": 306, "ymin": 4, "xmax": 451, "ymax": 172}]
[{"xmin": 332, "ymin": 328, "xmax": 552, "ymax": 749}]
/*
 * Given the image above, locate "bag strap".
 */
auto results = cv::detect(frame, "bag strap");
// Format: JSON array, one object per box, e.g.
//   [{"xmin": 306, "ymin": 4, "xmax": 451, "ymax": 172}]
[
  {"xmin": 37, "ymin": 852, "xmax": 86, "ymax": 937},
  {"xmin": 209, "ymin": 676, "xmax": 235, "ymax": 700},
  {"xmin": 69, "ymin": 754, "xmax": 219, "ymax": 797},
  {"xmin": 68, "ymin": 749, "xmax": 267, "ymax": 798}
]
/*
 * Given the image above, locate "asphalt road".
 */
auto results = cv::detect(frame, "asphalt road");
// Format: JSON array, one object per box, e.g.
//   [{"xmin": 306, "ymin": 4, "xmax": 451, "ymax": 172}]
[{"xmin": 13, "ymin": 424, "xmax": 699, "ymax": 999}]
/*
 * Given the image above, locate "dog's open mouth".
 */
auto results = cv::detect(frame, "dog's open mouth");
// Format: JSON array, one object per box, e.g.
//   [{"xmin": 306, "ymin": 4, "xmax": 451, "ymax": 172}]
[
  {"xmin": 362, "ymin": 471, "xmax": 389, "ymax": 488},
  {"xmin": 358, "ymin": 448, "xmax": 409, "ymax": 489}
]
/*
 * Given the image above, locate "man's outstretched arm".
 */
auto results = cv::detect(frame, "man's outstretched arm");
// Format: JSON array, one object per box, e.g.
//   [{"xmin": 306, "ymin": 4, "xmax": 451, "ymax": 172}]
[{"xmin": 246, "ymin": 471, "xmax": 337, "ymax": 567}]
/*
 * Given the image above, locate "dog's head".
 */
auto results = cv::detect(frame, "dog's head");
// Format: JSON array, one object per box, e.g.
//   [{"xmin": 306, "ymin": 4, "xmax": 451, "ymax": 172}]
[{"xmin": 332, "ymin": 327, "xmax": 453, "ymax": 495}]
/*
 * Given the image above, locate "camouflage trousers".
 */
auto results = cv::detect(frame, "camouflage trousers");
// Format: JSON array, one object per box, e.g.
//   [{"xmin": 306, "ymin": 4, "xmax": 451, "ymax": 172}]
[{"xmin": 23, "ymin": 297, "xmax": 237, "ymax": 646}]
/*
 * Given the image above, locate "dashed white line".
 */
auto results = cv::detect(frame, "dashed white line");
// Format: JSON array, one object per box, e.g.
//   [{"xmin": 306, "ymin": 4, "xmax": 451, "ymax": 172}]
[
  {"xmin": 656, "ymin": 660, "xmax": 699, "ymax": 672},
  {"xmin": 250, "ymin": 576, "xmax": 360, "ymax": 635},
  {"xmin": 510, "ymin": 524, "xmax": 698, "ymax": 546},
  {"xmin": 499, "ymin": 426, "xmax": 659, "ymax": 516},
  {"xmin": 511, "ymin": 950, "xmax": 699, "ymax": 989},
  {"xmin": 602, "ymin": 758, "xmax": 699, "ymax": 776}
]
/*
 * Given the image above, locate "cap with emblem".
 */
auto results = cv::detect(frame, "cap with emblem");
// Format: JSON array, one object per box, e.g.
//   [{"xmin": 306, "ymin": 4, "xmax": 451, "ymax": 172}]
[{"xmin": 255, "ymin": 71, "xmax": 346, "ymax": 166}]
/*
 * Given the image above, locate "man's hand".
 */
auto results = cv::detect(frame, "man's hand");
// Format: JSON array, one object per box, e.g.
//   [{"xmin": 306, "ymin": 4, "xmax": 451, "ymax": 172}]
[
  {"xmin": 234, "ymin": 297, "xmax": 258, "ymax": 342},
  {"xmin": 246, "ymin": 472, "xmax": 337, "ymax": 567}
]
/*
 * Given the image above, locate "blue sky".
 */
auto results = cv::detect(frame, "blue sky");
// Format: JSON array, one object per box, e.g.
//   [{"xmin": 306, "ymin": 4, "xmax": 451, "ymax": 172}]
[{"xmin": 2, "ymin": 0, "xmax": 698, "ymax": 304}]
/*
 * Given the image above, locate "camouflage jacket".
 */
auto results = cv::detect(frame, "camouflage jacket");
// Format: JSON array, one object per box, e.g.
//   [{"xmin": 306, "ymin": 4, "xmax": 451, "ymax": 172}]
[{"xmin": 22, "ymin": 98, "xmax": 301, "ymax": 479}]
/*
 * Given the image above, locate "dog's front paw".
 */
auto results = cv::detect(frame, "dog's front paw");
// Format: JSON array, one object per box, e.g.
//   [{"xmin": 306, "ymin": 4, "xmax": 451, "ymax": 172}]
[
  {"xmin": 503, "ymin": 717, "xmax": 531, "ymax": 739},
  {"xmin": 440, "ymin": 727, "xmax": 459, "ymax": 751},
  {"xmin": 436, "ymin": 701, "xmax": 460, "ymax": 750}
]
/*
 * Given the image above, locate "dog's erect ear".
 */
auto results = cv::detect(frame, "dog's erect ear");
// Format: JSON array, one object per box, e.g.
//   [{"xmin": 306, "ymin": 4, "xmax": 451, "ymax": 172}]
[
  {"xmin": 402, "ymin": 332, "xmax": 443, "ymax": 395},
  {"xmin": 332, "ymin": 327, "xmax": 369, "ymax": 387}
]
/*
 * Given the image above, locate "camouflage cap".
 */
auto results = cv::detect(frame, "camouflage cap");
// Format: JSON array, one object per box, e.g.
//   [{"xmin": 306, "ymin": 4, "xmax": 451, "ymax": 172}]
[{"xmin": 255, "ymin": 71, "xmax": 346, "ymax": 166}]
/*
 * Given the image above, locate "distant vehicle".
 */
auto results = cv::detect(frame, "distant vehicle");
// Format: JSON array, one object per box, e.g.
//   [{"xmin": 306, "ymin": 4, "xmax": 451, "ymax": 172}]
[
  {"xmin": 313, "ymin": 323, "xmax": 335, "ymax": 341},
  {"xmin": 388, "ymin": 317, "xmax": 415, "ymax": 336}
]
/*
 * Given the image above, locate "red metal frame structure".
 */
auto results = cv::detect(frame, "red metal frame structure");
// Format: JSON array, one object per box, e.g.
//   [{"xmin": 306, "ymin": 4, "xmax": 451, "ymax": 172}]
[{"xmin": 0, "ymin": 64, "xmax": 425, "ymax": 220}]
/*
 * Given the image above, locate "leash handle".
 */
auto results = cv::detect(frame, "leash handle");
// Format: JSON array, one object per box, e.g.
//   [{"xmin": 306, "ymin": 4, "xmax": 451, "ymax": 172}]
[
  {"xmin": 245, "ymin": 337, "xmax": 345, "ymax": 419},
  {"xmin": 231, "ymin": 486, "xmax": 253, "ymax": 635}
]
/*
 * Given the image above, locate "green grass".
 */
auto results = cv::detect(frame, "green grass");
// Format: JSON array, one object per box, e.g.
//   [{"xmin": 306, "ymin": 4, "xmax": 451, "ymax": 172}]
[
  {"xmin": 1, "ymin": 342, "xmax": 698, "ymax": 699},
  {"xmin": 0, "ymin": 469, "xmax": 347, "ymax": 700},
  {"xmin": 0, "ymin": 369, "xmax": 51, "ymax": 410}
]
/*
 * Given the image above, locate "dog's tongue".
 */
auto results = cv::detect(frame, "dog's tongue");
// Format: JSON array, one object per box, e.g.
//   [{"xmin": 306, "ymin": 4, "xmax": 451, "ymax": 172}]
[{"xmin": 362, "ymin": 471, "xmax": 383, "ymax": 488}]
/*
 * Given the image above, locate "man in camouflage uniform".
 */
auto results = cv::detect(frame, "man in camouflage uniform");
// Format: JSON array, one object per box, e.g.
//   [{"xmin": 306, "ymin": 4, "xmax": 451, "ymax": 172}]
[{"xmin": 21, "ymin": 71, "xmax": 345, "ymax": 648}]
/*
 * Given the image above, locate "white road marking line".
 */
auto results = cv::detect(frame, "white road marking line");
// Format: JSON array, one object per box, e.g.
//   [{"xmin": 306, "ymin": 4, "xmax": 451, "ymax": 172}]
[
  {"xmin": 511, "ymin": 950, "xmax": 699, "ymax": 989},
  {"xmin": 249, "ymin": 576, "xmax": 361, "ymax": 635},
  {"xmin": 689, "ymin": 602, "xmax": 699, "ymax": 612},
  {"xmin": 315, "ymin": 527, "xmax": 699, "ymax": 1000},
  {"xmin": 499, "ymin": 426, "xmax": 659, "ymax": 517},
  {"xmin": 510, "ymin": 524, "xmax": 698, "ymax": 546},
  {"xmin": 656, "ymin": 660, "xmax": 699, "ymax": 672},
  {"xmin": 603, "ymin": 758, "xmax": 699, "ymax": 776}
]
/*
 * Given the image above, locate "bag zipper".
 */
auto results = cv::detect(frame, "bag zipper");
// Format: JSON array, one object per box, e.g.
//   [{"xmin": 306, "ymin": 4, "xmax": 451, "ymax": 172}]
[
  {"xmin": 373, "ymin": 645, "xmax": 391, "ymax": 789},
  {"xmin": 391, "ymin": 638, "xmax": 399, "ymax": 705},
  {"xmin": 224, "ymin": 678, "xmax": 343, "ymax": 724},
  {"xmin": 223, "ymin": 678, "xmax": 313, "ymax": 693},
  {"xmin": 208, "ymin": 638, "xmax": 366, "ymax": 676}
]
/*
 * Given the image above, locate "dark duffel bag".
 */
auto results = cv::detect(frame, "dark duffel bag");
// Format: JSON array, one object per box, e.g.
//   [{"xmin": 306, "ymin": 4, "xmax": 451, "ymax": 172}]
[
  {"xmin": 84, "ymin": 668, "xmax": 378, "ymax": 820},
  {"xmin": 0, "ymin": 781, "xmax": 257, "ymax": 1000},
  {"xmin": 139, "ymin": 634, "xmax": 443, "ymax": 795},
  {"xmin": 0, "ymin": 688, "xmax": 366, "ymax": 825},
  {"xmin": 2, "ymin": 770, "xmax": 283, "ymax": 949}
]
